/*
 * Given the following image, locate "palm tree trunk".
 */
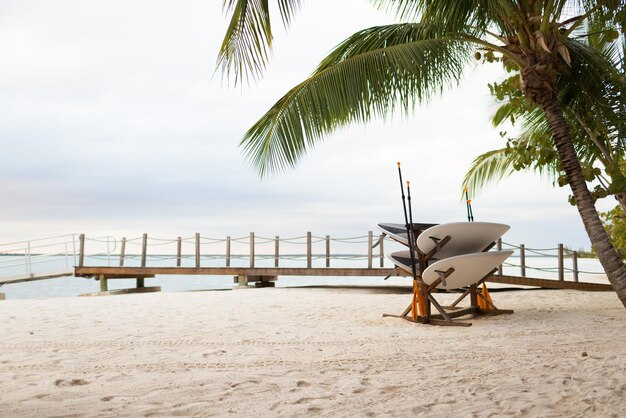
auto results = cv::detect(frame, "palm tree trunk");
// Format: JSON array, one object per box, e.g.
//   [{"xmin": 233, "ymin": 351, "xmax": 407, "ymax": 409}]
[{"xmin": 539, "ymin": 96, "xmax": 626, "ymax": 308}]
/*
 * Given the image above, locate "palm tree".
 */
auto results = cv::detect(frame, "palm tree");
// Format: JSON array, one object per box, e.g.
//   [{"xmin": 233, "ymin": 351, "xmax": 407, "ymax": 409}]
[
  {"xmin": 218, "ymin": 0, "xmax": 626, "ymax": 307},
  {"xmin": 464, "ymin": 21, "xmax": 626, "ymax": 212}
]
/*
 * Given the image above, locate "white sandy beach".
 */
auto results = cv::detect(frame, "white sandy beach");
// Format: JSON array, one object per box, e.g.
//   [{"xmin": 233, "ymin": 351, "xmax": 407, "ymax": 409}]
[{"xmin": 1, "ymin": 286, "xmax": 624, "ymax": 417}]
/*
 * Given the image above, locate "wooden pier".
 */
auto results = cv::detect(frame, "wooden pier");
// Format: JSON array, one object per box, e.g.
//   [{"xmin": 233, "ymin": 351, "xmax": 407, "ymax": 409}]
[
  {"xmin": 0, "ymin": 270, "xmax": 74, "ymax": 286},
  {"xmin": 72, "ymin": 266, "xmax": 613, "ymax": 292},
  {"xmin": 0, "ymin": 233, "xmax": 615, "ymax": 294},
  {"xmin": 488, "ymin": 274, "xmax": 611, "ymax": 292}
]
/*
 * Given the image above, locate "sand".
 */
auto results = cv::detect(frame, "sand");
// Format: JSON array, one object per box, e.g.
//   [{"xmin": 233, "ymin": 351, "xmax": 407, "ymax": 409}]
[{"xmin": 0, "ymin": 286, "xmax": 625, "ymax": 417}]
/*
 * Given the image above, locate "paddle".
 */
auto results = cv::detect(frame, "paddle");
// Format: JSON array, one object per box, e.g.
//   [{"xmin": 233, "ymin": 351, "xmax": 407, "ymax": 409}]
[
  {"xmin": 464, "ymin": 186, "xmax": 474, "ymax": 222},
  {"xmin": 397, "ymin": 163, "xmax": 420, "ymax": 320}
]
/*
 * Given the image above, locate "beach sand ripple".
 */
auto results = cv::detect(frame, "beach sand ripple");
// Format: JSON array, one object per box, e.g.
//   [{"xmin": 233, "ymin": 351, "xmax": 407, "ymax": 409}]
[{"xmin": 0, "ymin": 288, "xmax": 624, "ymax": 417}]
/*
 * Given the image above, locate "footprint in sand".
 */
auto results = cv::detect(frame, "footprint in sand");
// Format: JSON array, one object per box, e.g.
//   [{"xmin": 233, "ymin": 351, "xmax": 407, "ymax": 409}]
[{"xmin": 54, "ymin": 379, "xmax": 90, "ymax": 387}]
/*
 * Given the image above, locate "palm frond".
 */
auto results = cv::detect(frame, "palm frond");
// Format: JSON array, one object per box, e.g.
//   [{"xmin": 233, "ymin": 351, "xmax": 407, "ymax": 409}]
[
  {"xmin": 463, "ymin": 130, "xmax": 561, "ymax": 198},
  {"xmin": 370, "ymin": 0, "xmax": 520, "ymax": 37},
  {"xmin": 462, "ymin": 148, "xmax": 517, "ymax": 198},
  {"xmin": 240, "ymin": 23, "xmax": 473, "ymax": 176},
  {"xmin": 218, "ymin": 0, "xmax": 303, "ymax": 84},
  {"xmin": 558, "ymin": 38, "xmax": 625, "ymax": 150},
  {"xmin": 559, "ymin": 38, "xmax": 619, "ymax": 107},
  {"xmin": 492, "ymin": 102, "xmax": 514, "ymax": 127}
]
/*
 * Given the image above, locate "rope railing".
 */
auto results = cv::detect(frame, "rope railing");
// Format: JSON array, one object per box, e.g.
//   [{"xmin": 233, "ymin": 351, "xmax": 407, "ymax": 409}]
[
  {"xmin": 73, "ymin": 232, "xmax": 387, "ymax": 270},
  {"xmin": 1, "ymin": 232, "xmax": 611, "ymax": 284},
  {"xmin": 502, "ymin": 261, "xmax": 605, "ymax": 275},
  {"xmin": 0, "ymin": 234, "xmax": 77, "ymax": 248},
  {"xmin": 0, "ymin": 234, "xmax": 79, "ymax": 279},
  {"xmin": 75, "ymin": 233, "xmax": 607, "ymax": 284}
]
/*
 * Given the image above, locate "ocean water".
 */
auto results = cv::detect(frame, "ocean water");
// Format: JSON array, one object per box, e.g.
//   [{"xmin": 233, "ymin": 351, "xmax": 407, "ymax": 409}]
[{"xmin": 0, "ymin": 252, "xmax": 609, "ymax": 300}]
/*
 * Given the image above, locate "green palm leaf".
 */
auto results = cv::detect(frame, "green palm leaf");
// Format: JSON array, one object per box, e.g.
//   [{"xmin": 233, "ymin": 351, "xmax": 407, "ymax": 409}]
[
  {"xmin": 463, "ymin": 130, "xmax": 561, "ymax": 198},
  {"xmin": 463, "ymin": 148, "xmax": 517, "ymax": 198},
  {"xmin": 371, "ymin": 0, "xmax": 520, "ymax": 36},
  {"xmin": 218, "ymin": 0, "xmax": 303, "ymax": 84},
  {"xmin": 240, "ymin": 23, "xmax": 473, "ymax": 176}
]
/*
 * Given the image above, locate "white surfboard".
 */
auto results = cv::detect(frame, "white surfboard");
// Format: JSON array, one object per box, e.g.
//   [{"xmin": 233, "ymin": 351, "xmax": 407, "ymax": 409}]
[
  {"xmin": 416, "ymin": 222, "xmax": 510, "ymax": 259},
  {"xmin": 386, "ymin": 250, "xmax": 422, "ymax": 275},
  {"xmin": 422, "ymin": 250, "xmax": 513, "ymax": 290},
  {"xmin": 377, "ymin": 222, "xmax": 438, "ymax": 247}
]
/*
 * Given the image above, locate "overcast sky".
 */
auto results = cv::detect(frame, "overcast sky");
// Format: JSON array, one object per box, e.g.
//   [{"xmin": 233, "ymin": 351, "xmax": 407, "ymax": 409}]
[{"xmin": 0, "ymin": 0, "xmax": 613, "ymax": 250}]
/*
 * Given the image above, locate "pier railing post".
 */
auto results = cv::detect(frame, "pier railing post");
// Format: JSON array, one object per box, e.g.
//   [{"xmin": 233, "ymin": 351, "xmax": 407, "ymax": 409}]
[
  {"xmin": 496, "ymin": 238, "xmax": 502, "ymax": 275},
  {"xmin": 558, "ymin": 244, "xmax": 564, "ymax": 281},
  {"xmin": 379, "ymin": 234, "xmax": 385, "ymax": 267},
  {"xmin": 573, "ymin": 250, "xmax": 579, "ymax": 282},
  {"xmin": 106, "ymin": 236, "xmax": 111, "ymax": 266},
  {"xmin": 519, "ymin": 244, "xmax": 526, "ymax": 277},
  {"xmin": 79, "ymin": 234, "xmax": 85, "ymax": 267},
  {"xmin": 119, "ymin": 237, "xmax": 126, "ymax": 267},
  {"xmin": 250, "ymin": 232, "xmax": 255, "ymax": 268},
  {"xmin": 176, "ymin": 237, "xmax": 182, "ymax": 267},
  {"xmin": 368, "ymin": 231, "xmax": 373, "ymax": 269},
  {"xmin": 226, "ymin": 236, "xmax": 231, "ymax": 267},
  {"xmin": 195, "ymin": 233, "xmax": 200, "ymax": 268},
  {"xmin": 26, "ymin": 241, "xmax": 32, "ymax": 276},
  {"xmin": 141, "ymin": 233, "xmax": 148, "ymax": 268},
  {"xmin": 307, "ymin": 232, "xmax": 312, "ymax": 269},
  {"xmin": 65, "ymin": 242, "xmax": 69, "ymax": 270},
  {"xmin": 72, "ymin": 234, "xmax": 77, "ymax": 267},
  {"xmin": 325, "ymin": 235, "xmax": 330, "ymax": 268},
  {"xmin": 274, "ymin": 236, "xmax": 279, "ymax": 267}
]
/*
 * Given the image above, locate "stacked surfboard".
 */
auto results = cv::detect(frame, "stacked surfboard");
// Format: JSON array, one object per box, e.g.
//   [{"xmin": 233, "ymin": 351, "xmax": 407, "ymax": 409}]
[{"xmin": 379, "ymin": 222, "xmax": 513, "ymax": 290}]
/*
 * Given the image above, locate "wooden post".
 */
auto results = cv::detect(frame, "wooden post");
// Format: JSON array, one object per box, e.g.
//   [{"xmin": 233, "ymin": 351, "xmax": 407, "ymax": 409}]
[
  {"xmin": 274, "ymin": 236, "xmax": 280, "ymax": 267},
  {"xmin": 520, "ymin": 244, "xmax": 526, "ymax": 277},
  {"xmin": 307, "ymin": 232, "xmax": 312, "ymax": 269},
  {"xmin": 136, "ymin": 278, "xmax": 144, "ymax": 288},
  {"xmin": 379, "ymin": 234, "xmax": 384, "ymax": 267},
  {"xmin": 235, "ymin": 275, "xmax": 248, "ymax": 287},
  {"xmin": 195, "ymin": 233, "xmax": 200, "ymax": 268},
  {"xmin": 558, "ymin": 243, "xmax": 564, "ymax": 281},
  {"xmin": 573, "ymin": 251, "xmax": 579, "ymax": 282},
  {"xmin": 119, "ymin": 237, "xmax": 126, "ymax": 267},
  {"xmin": 470, "ymin": 284, "xmax": 478, "ymax": 308},
  {"xmin": 72, "ymin": 234, "xmax": 77, "ymax": 267},
  {"xmin": 65, "ymin": 242, "xmax": 69, "ymax": 270},
  {"xmin": 368, "ymin": 231, "xmax": 373, "ymax": 269},
  {"xmin": 226, "ymin": 236, "xmax": 231, "ymax": 267},
  {"xmin": 99, "ymin": 274, "xmax": 108, "ymax": 292},
  {"xmin": 106, "ymin": 236, "xmax": 111, "ymax": 266},
  {"xmin": 141, "ymin": 233, "xmax": 148, "ymax": 268},
  {"xmin": 79, "ymin": 234, "xmax": 85, "ymax": 267},
  {"xmin": 325, "ymin": 235, "xmax": 330, "ymax": 268},
  {"xmin": 176, "ymin": 237, "xmax": 182, "ymax": 267},
  {"xmin": 496, "ymin": 238, "xmax": 502, "ymax": 275},
  {"xmin": 250, "ymin": 232, "xmax": 255, "ymax": 268}
]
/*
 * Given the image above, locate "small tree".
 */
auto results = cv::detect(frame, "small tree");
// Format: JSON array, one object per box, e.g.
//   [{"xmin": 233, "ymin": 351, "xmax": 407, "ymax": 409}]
[{"xmin": 600, "ymin": 206, "xmax": 626, "ymax": 259}]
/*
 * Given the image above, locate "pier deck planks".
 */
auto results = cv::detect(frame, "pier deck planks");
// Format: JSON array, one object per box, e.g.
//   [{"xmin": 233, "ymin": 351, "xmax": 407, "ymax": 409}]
[
  {"xmin": 0, "ymin": 271, "xmax": 74, "ymax": 285},
  {"xmin": 73, "ymin": 267, "xmax": 613, "ymax": 292}
]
